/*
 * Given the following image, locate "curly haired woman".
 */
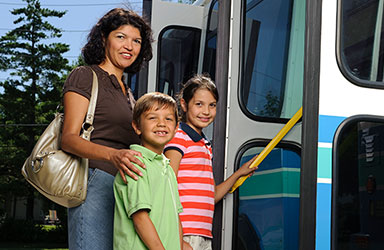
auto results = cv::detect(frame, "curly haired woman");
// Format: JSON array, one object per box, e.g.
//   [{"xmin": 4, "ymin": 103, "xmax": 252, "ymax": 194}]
[{"xmin": 61, "ymin": 8, "xmax": 153, "ymax": 250}]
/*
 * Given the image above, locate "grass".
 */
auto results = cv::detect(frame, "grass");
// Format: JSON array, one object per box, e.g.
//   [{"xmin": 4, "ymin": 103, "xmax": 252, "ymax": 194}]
[{"xmin": 41, "ymin": 224, "xmax": 58, "ymax": 231}]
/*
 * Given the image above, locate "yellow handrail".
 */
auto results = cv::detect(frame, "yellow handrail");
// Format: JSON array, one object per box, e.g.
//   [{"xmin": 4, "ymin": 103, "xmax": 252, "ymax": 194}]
[{"xmin": 229, "ymin": 107, "xmax": 303, "ymax": 193}]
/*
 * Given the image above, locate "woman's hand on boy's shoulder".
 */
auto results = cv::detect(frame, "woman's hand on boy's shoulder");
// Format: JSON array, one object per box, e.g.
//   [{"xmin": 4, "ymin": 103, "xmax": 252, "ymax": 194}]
[{"xmin": 109, "ymin": 148, "xmax": 146, "ymax": 183}]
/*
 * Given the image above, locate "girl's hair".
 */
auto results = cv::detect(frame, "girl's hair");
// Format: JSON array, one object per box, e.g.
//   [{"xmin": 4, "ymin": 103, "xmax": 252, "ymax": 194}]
[
  {"xmin": 133, "ymin": 92, "xmax": 178, "ymax": 127},
  {"xmin": 82, "ymin": 8, "xmax": 153, "ymax": 74},
  {"xmin": 179, "ymin": 74, "xmax": 219, "ymax": 122}
]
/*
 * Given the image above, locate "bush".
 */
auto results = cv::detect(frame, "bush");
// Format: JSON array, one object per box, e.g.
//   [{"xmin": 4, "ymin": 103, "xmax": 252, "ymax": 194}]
[
  {"xmin": 0, "ymin": 218, "xmax": 67, "ymax": 245},
  {"xmin": 0, "ymin": 219, "xmax": 42, "ymax": 242},
  {"xmin": 39, "ymin": 224, "xmax": 68, "ymax": 244}
]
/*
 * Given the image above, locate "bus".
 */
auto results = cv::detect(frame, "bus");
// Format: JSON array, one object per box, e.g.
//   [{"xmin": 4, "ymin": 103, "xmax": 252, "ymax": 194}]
[{"xmin": 129, "ymin": 0, "xmax": 384, "ymax": 249}]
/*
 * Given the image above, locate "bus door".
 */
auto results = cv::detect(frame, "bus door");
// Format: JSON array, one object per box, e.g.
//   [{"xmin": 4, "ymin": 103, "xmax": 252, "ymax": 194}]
[
  {"xmin": 146, "ymin": 0, "xmax": 305, "ymax": 249},
  {"xmin": 221, "ymin": 1, "xmax": 305, "ymax": 250}
]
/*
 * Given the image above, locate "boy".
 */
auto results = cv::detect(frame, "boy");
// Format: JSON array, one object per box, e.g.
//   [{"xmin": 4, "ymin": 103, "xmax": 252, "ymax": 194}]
[{"xmin": 113, "ymin": 92, "xmax": 183, "ymax": 250}]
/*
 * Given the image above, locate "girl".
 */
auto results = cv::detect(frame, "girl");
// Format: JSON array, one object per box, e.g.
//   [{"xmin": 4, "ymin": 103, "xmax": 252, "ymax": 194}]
[{"xmin": 164, "ymin": 75, "xmax": 257, "ymax": 250}]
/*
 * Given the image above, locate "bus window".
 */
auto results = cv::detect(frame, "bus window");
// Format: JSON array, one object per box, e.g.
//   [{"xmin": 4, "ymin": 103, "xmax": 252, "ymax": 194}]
[
  {"xmin": 333, "ymin": 117, "xmax": 384, "ymax": 249},
  {"xmin": 239, "ymin": 0, "xmax": 304, "ymax": 120},
  {"xmin": 157, "ymin": 26, "xmax": 201, "ymax": 97},
  {"xmin": 338, "ymin": 1, "xmax": 384, "ymax": 87},
  {"xmin": 234, "ymin": 143, "xmax": 300, "ymax": 250},
  {"xmin": 202, "ymin": 0, "xmax": 218, "ymax": 81},
  {"xmin": 126, "ymin": 73, "xmax": 138, "ymax": 99}
]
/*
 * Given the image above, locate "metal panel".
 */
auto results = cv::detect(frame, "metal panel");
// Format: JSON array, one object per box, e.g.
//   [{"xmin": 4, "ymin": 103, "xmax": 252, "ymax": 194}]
[
  {"xmin": 147, "ymin": 0, "xmax": 207, "ymax": 92},
  {"xmin": 299, "ymin": 0, "xmax": 322, "ymax": 249},
  {"xmin": 211, "ymin": 1, "xmax": 231, "ymax": 249}
]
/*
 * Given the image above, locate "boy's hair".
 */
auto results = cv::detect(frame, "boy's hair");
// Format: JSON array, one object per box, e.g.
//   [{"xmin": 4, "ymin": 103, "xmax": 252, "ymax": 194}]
[
  {"xmin": 179, "ymin": 74, "xmax": 219, "ymax": 122},
  {"xmin": 133, "ymin": 92, "xmax": 178, "ymax": 127}
]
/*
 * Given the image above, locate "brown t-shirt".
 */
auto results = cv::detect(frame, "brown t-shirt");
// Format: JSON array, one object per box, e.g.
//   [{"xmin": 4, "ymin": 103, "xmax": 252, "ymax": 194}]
[{"xmin": 63, "ymin": 65, "xmax": 140, "ymax": 175}]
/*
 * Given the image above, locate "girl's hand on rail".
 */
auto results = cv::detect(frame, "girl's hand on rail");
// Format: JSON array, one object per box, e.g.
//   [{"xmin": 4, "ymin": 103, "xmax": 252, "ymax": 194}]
[
  {"xmin": 237, "ymin": 154, "xmax": 258, "ymax": 177},
  {"xmin": 109, "ymin": 149, "xmax": 146, "ymax": 183}
]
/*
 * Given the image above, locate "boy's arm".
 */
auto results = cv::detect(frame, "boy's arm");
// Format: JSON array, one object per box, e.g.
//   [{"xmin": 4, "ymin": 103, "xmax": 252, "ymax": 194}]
[
  {"xmin": 215, "ymin": 154, "xmax": 258, "ymax": 203},
  {"xmin": 132, "ymin": 210, "xmax": 165, "ymax": 250}
]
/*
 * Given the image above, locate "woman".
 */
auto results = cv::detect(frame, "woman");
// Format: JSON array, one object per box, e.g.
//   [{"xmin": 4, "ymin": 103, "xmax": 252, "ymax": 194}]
[{"xmin": 61, "ymin": 8, "xmax": 153, "ymax": 250}]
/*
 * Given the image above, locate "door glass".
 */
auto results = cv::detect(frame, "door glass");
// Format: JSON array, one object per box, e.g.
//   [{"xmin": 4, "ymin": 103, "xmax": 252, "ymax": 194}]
[
  {"xmin": 157, "ymin": 27, "xmax": 201, "ymax": 97},
  {"xmin": 240, "ymin": 0, "xmax": 304, "ymax": 120},
  {"xmin": 203, "ymin": 0, "xmax": 219, "ymax": 81},
  {"xmin": 235, "ymin": 145, "xmax": 300, "ymax": 250},
  {"xmin": 339, "ymin": 0, "xmax": 384, "ymax": 85},
  {"xmin": 126, "ymin": 73, "xmax": 138, "ymax": 99},
  {"xmin": 334, "ymin": 119, "xmax": 384, "ymax": 249}
]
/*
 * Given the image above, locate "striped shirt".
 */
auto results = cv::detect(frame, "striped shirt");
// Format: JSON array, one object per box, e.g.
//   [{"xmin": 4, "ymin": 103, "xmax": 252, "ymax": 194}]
[{"xmin": 164, "ymin": 122, "xmax": 215, "ymax": 238}]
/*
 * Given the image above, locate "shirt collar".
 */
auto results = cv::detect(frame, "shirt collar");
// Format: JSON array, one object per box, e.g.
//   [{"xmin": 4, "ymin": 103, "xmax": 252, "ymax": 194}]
[
  {"xmin": 91, "ymin": 64, "xmax": 125, "ymax": 90},
  {"xmin": 130, "ymin": 144, "xmax": 165, "ymax": 162},
  {"xmin": 179, "ymin": 122, "xmax": 209, "ymax": 143}
]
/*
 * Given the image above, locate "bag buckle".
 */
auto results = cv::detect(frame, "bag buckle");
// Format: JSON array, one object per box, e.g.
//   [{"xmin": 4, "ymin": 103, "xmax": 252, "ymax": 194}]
[{"xmin": 31, "ymin": 158, "xmax": 43, "ymax": 173}]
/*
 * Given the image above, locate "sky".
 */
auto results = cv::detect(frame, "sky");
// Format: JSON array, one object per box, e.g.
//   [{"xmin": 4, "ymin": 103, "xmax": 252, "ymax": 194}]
[{"xmin": 0, "ymin": 0, "xmax": 144, "ymax": 82}]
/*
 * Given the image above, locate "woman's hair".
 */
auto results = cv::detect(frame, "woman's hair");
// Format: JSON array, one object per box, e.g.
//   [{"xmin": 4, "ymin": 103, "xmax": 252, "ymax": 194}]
[
  {"xmin": 179, "ymin": 74, "xmax": 219, "ymax": 122},
  {"xmin": 82, "ymin": 8, "xmax": 153, "ymax": 73},
  {"xmin": 133, "ymin": 92, "xmax": 178, "ymax": 127}
]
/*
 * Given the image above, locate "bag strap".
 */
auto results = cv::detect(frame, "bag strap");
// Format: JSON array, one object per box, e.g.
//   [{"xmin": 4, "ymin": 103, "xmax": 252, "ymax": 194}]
[{"xmin": 81, "ymin": 69, "xmax": 98, "ymax": 141}]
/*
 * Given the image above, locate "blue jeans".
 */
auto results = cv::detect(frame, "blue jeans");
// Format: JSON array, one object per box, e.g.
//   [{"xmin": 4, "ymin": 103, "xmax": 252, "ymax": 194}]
[{"xmin": 68, "ymin": 168, "xmax": 115, "ymax": 250}]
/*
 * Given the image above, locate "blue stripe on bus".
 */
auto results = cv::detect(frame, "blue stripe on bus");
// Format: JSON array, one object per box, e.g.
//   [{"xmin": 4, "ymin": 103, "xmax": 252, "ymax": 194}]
[
  {"xmin": 318, "ymin": 147, "xmax": 332, "ymax": 179},
  {"xmin": 318, "ymin": 115, "xmax": 346, "ymax": 143},
  {"xmin": 316, "ymin": 182, "xmax": 331, "ymax": 250}
]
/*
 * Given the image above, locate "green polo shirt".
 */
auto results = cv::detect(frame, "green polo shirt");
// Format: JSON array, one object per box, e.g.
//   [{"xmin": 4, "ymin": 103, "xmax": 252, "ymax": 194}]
[{"xmin": 113, "ymin": 144, "xmax": 183, "ymax": 250}]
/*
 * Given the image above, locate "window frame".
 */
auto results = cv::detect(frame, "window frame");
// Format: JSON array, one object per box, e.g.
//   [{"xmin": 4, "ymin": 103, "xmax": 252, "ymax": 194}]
[
  {"xmin": 202, "ymin": 0, "xmax": 219, "ymax": 80},
  {"xmin": 156, "ymin": 25, "xmax": 202, "ymax": 94},
  {"xmin": 332, "ymin": 114, "xmax": 384, "ymax": 250},
  {"xmin": 336, "ymin": 0, "xmax": 384, "ymax": 89},
  {"xmin": 232, "ymin": 139, "xmax": 301, "ymax": 250},
  {"xmin": 237, "ymin": 0, "xmax": 295, "ymax": 123}
]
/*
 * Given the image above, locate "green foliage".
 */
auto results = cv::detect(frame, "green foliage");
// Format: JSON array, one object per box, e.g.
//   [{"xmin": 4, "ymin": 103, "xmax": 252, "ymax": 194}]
[
  {"xmin": 0, "ymin": 219, "xmax": 42, "ymax": 242},
  {"xmin": 70, "ymin": 55, "xmax": 86, "ymax": 69},
  {"xmin": 0, "ymin": 0, "xmax": 71, "ymax": 219},
  {"xmin": 259, "ymin": 91, "xmax": 281, "ymax": 117},
  {"xmin": 0, "ymin": 219, "xmax": 67, "ymax": 245}
]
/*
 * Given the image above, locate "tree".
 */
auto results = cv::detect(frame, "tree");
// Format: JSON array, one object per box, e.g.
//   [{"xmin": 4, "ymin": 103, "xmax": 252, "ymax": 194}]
[
  {"xmin": 260, "ymin": 91, "xmax": 281, "ymax": 117},
  {"xmin": 0, "ymin": 0, "xmax": 70, "ymax": 220}
]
